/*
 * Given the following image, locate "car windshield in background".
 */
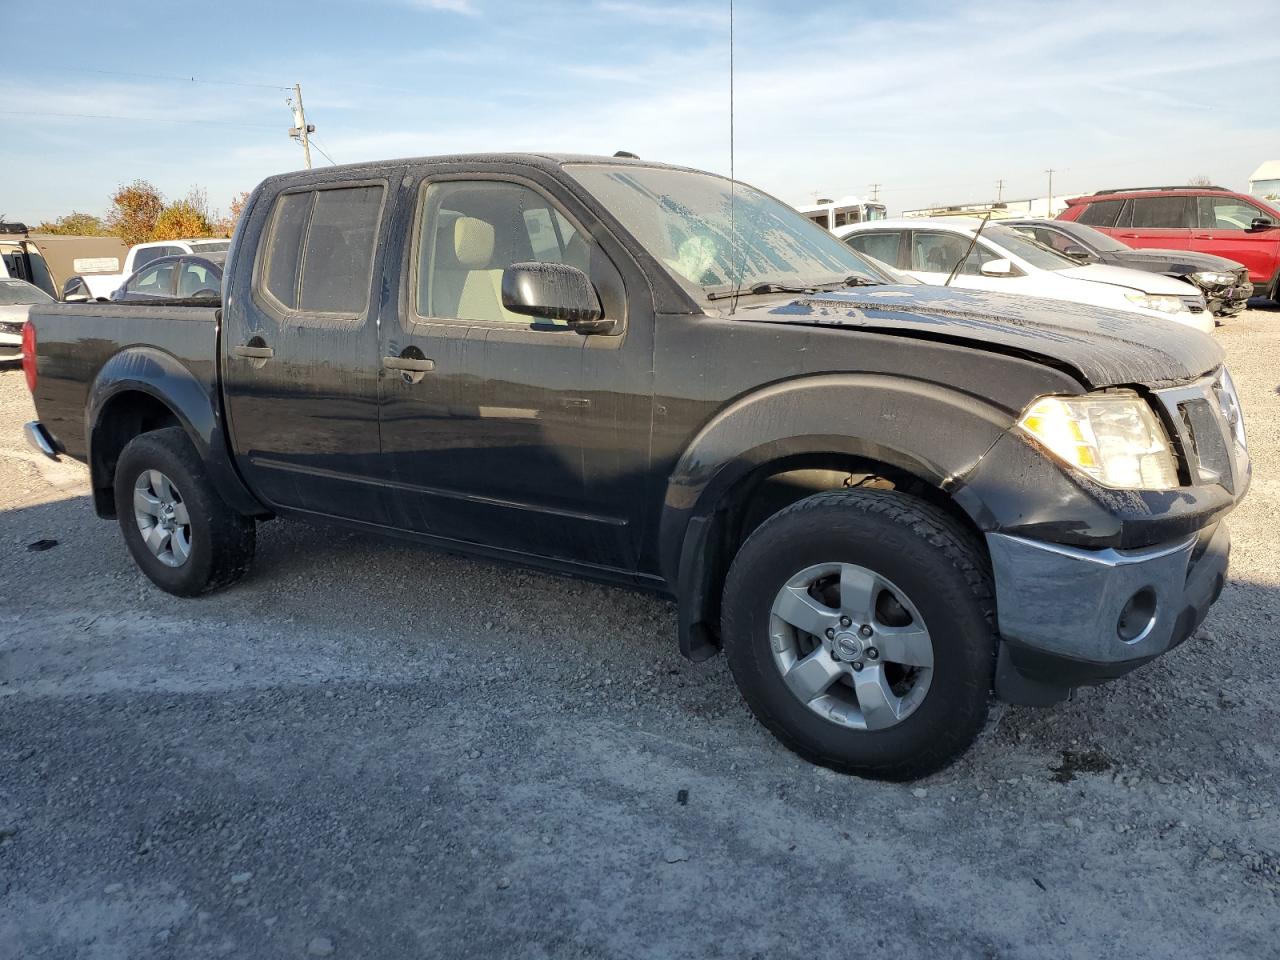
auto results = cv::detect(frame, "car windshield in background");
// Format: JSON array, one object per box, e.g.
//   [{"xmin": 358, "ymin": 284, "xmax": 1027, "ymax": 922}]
[
  {"xmin": 567, "ymin": 165, "xmax": 892, "ymax": 294},
  {"xmin": 1056, "ymin": 222, "xmax": 1130, "ymax": 253},
  {"xmin": 190, "ymin": 240, "xmax": 230, "ymax": 253},
  {"xmin": 984, "ymin": 225, "xmax": 1079, "ymax": 271},
  {"xmin": 0, "ymin": 279, "xmax": 54, "ymax": 306}
]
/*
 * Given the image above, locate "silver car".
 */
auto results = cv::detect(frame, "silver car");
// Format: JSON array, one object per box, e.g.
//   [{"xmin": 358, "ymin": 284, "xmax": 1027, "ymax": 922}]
[{"xmin": 0, "ymin": 279, "xmax": 54, "ymax": 363}]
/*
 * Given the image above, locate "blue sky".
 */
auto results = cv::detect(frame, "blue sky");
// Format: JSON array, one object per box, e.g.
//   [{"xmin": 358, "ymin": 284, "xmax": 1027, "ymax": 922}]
[{"xmin": 4, "ymin": 0, "xmax": 1278, "ymax": 223}]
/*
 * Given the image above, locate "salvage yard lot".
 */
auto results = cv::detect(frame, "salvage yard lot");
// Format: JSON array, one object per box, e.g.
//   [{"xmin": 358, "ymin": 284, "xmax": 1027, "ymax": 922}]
[{"xmin": 1, "ymin": 308, "xmax": 1278, "ymax": 959}]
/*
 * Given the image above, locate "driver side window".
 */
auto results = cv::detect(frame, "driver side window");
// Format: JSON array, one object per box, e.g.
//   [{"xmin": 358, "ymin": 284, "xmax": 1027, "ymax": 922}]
[
  {"xmin": 415, "ymin": 180, "xmax": 595, "ymax": 325},
  {"xmin": 127, "ymin": 261, "xmax": 175, "ymax": 296}
]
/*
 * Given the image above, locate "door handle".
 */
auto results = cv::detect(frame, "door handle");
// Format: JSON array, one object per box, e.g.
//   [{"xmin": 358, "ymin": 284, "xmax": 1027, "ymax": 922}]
[
  {"xmin": 233, "ymin": 344, "xmax": 274, "ymax": 359},
  {"xmin": 383, "ymin": 356, "xmax": 436, "ymax": 372}
]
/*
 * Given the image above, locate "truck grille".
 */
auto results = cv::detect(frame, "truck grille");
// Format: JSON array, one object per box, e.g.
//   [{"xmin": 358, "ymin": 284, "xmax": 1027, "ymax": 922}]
[{"xmin": 1153, "ymin": 373, "xmax": 1239, "ymax": 493}]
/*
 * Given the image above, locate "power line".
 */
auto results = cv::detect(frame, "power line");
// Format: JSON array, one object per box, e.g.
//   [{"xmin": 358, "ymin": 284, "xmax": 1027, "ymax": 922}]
[
  {"xmin": 88, "ymin": 68, "xmax": 291, "ymax": 91},
  {"xmin": 0, "ymin": 109, "xmax": 279, "ymax": 129},
  {"xmin": 309, "ymin": 137, "xmax": 339, "ymax": 166}
]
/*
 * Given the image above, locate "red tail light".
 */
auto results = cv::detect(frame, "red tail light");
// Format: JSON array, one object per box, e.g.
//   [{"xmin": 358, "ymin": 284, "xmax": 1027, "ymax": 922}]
[{"xmin": 21, "ymin": 322, "xmax": 36, "ymax": 393}]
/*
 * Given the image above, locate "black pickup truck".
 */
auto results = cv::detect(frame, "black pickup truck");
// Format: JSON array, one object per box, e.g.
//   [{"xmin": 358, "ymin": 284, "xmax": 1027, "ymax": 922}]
[{"xmin": 22, "ymin": 154, "xmax": 1250, "ymax": 779}]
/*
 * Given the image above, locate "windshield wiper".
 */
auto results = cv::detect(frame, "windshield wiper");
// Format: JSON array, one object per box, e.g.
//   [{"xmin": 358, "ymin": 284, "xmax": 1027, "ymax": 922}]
[{"xmin": 707, "ymin": 275, "xmax": 883, "ymax": 301}]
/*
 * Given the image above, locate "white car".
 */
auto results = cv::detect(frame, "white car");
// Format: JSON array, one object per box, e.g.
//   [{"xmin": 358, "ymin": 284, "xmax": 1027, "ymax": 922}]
[
  {"xmin": 836, "ymin": 218, "xmax": 1213, "ymax": 333},
  {"xmin": 0, "ymin": 278, "xmax": 54, "ymax": 362},
  {"xmin": 76, "ymin": 238, "xmax": 231, "ymax": 300}
]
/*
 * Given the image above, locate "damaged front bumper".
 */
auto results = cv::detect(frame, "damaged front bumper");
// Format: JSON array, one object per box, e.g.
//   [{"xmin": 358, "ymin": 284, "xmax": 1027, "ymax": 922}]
[
  {"xmin": 1195, "ymin": 278, "xmax": 1253, "ymax": 318},
  {"xmin": 987, "ymin": 522, "xmax": 1229, "ymax": 705}
]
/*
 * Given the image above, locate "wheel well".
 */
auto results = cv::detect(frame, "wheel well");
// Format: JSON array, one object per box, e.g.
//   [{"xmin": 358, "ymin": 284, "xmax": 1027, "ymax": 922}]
[
  {"xmin": 682, "ymin": 453, "xmax": 985, "ymax": 659},
  {"xmin": 91, "ymin": 392, "xmax": 183, "ymax": 517}
]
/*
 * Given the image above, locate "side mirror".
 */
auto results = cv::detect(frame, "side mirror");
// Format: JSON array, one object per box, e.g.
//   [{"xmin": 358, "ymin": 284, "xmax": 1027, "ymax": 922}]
[
  {"xmin": 501, "ymin": 262, "xmax": 612, "ymax": 334},
  {"xmin": 1249, "ymin": 217, "xmax": 1274, "ymax": 231},
  {"xmin": 1061, "ymin": 243, "xmax": 1092, "ymax": 260},
  {"xmin": 980, "ymin": 258, "xmax": 1014, "ymax": 277},
  {"xmin": 62, "ymin": 277, "xmax": 92, "ymax": 302}
]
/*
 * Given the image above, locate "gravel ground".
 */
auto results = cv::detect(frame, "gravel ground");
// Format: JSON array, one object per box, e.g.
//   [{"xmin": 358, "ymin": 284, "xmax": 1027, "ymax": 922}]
[{"xmin": 1, "ymin": 307, "xmax": 1278, "ymax": 959}]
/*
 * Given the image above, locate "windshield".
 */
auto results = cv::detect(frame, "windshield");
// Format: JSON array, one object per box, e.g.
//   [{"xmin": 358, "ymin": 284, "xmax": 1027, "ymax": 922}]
[
  {"xmin": 0, "ymin": 279, "xmax": 54, "ymax": 306},
  {"xmin": 1054, "ymin": 221, "xmax": 1128, "ymax": 253},
  {"xmin": 567, "ymin": 165, "xmax": 893, "ymax": 294},
  {"xmin": 984, "ymin": 225, "xmax": 1079, "ymax": 271},
  {"xmin": 189, "ymin": 240, "xmax": 230, "ymax": 253}
]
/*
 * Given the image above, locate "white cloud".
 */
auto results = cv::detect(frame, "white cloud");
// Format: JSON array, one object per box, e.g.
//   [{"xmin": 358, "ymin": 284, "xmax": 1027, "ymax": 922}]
[
  {"xmin": 401, "ymin": 0, "xmax": 479, "ymax": 14},
  {"xmin": 595, "ymin": 1, "xmax": 727, "ymax": 29}
]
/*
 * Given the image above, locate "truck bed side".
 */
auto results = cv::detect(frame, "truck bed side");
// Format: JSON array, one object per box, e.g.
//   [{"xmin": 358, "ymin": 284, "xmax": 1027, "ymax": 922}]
[{"xmin": 27, "ymin": 303, "xmax": 263, "ymax": 518}]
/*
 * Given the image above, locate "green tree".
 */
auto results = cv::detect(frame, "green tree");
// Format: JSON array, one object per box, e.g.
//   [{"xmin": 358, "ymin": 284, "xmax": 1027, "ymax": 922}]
[{"xmin": 34, "ymin": 212, "xmax": 107, "ymax": 236}]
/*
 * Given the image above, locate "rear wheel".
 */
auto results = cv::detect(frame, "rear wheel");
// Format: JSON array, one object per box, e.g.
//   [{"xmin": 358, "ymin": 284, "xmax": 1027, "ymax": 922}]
[
  {"xmin": 721, "ymin": 488, "xmax": 996, "ymax": 780},
  {"xmin": 114, "ymin": 427, "xmax": 255, "ymax": 597}
]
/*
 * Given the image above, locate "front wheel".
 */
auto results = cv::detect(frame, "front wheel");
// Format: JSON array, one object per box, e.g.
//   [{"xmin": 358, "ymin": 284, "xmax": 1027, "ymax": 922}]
[
  {"xmin": 114, "ymin": 427, "xmax": 255, "ymax": 597},
  {"xmin": 721, "ymin": 488, "xmax": 996, "ymax": 781}
]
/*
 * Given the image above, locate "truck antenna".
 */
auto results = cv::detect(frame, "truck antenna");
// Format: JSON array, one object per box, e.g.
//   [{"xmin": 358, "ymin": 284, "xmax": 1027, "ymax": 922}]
[
  {"xmin": 944, "ymin": 212, "xmax": 993, "ymax": 287},
  {"xmin": 728, "ymin": 0, "xmax": 740, "ymax": 316}
]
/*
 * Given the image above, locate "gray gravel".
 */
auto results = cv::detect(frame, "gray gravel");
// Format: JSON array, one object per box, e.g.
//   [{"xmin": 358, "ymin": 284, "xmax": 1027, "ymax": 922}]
[{"xmin": 1, "ymin": 306, "xmax": 1278, "ymax": 959}]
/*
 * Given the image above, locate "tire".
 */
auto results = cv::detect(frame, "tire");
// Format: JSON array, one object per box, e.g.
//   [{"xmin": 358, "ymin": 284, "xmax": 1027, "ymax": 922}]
[
  {"xmin": 114, "ymin": 427, "xmax": 255, "ymax": 597},
  {"xmin": 721, "ymin": 488, "xmax": 996, "ymax": 781}
]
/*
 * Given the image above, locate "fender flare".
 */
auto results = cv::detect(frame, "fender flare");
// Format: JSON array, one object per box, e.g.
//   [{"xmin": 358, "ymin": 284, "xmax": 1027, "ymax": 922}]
[
  {"xmin": 86, "ymin": 346, "xmax": 265, "ymax": 518},
  {"xmin": 657, "ymin": 374, "xmax": 1016, "ymax": 658}
]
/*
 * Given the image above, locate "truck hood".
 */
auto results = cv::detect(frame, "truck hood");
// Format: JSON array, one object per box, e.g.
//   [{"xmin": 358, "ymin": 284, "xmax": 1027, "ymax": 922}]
[
  {"xmin": 738, "ymin": 284, "xmax": 1223, "ymax": 389},
  {"xmin": 1055, "ymin": 262, "xmax": 1197, "ymax": 295}
]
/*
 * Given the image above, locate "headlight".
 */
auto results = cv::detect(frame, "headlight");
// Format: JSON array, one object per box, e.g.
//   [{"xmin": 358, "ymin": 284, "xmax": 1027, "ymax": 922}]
[
  {"xmin": 1125, "ymin": 292, "xmax": 1189, "ymax": 314},
  {"xmin": 1018, "ymin": 391, "xmax": 1179, "ymax": 490},
  {"xmin": 1191, "ymin": 271, "xmax": 1235, "ymax": 286}
]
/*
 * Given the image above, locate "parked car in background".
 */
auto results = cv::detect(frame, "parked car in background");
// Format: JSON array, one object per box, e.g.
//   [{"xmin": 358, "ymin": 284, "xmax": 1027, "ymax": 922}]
[
  {"xmin": 23, "ymin": 153, "xmax": 1248, "ymax": 780},
  {"xmin": 1057, "ymin": 186, "xmax": 1280, "ymax": 303},
  {"xmin": 836, "ymin": 218, "xmax": 1213, "ymax": 333},
  {"xmin": 107, "ymin": 253, "xmax": 225, "ymax": 303},
  {"xmin": 1003, "ymin": 218, "xmax": 1252, "ymax": 319},
  {"xmin": 0, "ymin": 278, "xmax": 54, "ymax": 363},
  {"xmin": 73, "ymin": 238, "xmax": 232, "ymax": 300}
]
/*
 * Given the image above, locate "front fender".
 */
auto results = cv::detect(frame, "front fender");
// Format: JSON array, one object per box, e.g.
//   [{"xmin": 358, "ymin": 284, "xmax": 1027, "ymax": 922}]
[{"xmin": 658, "ymin": 373, "xmax": 1016, "ymax": 586}]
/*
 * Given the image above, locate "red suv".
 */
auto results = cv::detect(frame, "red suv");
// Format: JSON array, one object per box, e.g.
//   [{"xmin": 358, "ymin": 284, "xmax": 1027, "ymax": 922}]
[{"xmin": 1058, "ymin": 185, "xmax": 1280, "ymax": 302}]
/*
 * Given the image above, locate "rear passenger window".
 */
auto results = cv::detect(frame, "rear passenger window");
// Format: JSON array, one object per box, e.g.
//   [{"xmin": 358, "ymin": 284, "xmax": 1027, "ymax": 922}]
[
  {"xmin": 1077, "ymin": 200, "xmax": 1122, "ymax": 227},
  {"xmin": 1130, "ymin": 197, "xmax": 1193, "ymax": 229},
  {"xmin": 258, "ymin": 184, "xmax": 385, "ymax": 316}
]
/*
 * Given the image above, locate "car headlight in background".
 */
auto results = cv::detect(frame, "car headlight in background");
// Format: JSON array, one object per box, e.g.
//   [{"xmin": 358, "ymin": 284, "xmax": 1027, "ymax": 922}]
[
  {"xmin": 1018, "ymin": 391, "xmax": 1179, "ymax": 490},
  {"xmin": 1125, "ymin": 292, "xmax": 1190, "ymax": 314},
  {"xmin": 1191, "ymin": 271, "xmax": 1236, "ymax": 286}
]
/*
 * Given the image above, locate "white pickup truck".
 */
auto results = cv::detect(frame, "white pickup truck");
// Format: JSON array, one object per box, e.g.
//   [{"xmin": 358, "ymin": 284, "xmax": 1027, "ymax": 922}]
[{"xmin": 76, "ymin": 238, "xmax": 231, "ymax": 299}]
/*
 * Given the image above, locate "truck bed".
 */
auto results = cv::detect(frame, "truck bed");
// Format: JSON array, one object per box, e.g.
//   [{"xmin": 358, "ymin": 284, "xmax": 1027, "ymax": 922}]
[{"xmin": 27, "ymin": 302, "xmax": 220, "ymax": 463}]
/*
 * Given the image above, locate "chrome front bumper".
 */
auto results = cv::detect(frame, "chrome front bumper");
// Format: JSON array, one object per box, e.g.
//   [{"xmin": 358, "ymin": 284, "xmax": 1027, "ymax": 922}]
[{"xmin": 987, "ymin": 523, "xmax": 1229, "ymax": 702}]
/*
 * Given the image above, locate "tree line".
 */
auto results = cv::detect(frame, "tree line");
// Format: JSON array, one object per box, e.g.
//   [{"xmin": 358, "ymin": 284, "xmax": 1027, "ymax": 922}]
[{"xmin": 34, "ymin": 182, "xmax": 250, "ymax": 247}]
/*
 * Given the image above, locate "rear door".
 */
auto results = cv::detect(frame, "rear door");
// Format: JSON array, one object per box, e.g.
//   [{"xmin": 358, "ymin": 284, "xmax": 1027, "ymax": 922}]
[
  {"xmin": 1191, "ymin": 195, "xmax": 1280, "ymax": 287},
  {"xmin": 376, "ymin": 166, "xmax": 653, "ymax": 571},
  {"xmin": 1113, "ymin": 195, "xmax": 1193, "ymax": 250},
  {"xmin": 222, "ymin": 176, "xmax": 397, "ymax": 523}
]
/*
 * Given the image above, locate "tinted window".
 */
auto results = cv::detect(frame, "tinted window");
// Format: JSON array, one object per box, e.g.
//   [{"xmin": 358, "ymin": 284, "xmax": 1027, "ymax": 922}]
[
  {"xmin": 132, "ymin": 247, "xmax": 168, "ymax": 270},
  {"xmin": 1076, "ymin": 200, "xmax": 1122, "ymax": 227},
  {"xmin": 1197, "ymin": 196, "xmax": 1266, "ymax": 230},
  {"xmin": 845, "ymin": 232, "xmax": 902, "ymax": 268},
  {"xmin": 1130, "ymin": 196, "xmax": 1193, "ymax": 229},
  {"xmin": 189, "ymin": 240, "xmax": 230, "ymax": 253},
  {"xmin": 261, "ymin": 192, "xmax": 311, "ymax": 309},
  {"xmin": 0, "ymin": 279, "xmax": 54, "ymax": 305},
  {"xmin": 298, "ymin": 186, "xmax": 384, "ymax": 314},
  {"xmin": 416, "ymin": 181, "xmax": 595, "ymax": 325}
]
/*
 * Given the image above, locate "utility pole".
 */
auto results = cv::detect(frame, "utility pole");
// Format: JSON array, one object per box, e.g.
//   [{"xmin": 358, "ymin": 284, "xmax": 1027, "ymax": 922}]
[
  {"xmin": 868, "ymin": 183, "xmax": 881, "ymax": 202},
  {"xmin": 995, "ymin": 178, "xmax": 1005, "ymax": 203},
  {"xmin": 1045, "ymin": 168, "xmax": 1056, "ymax": 215},
  {"xmin": 289, "ymin": 83, "xmax": 314, "ymax": 170}
]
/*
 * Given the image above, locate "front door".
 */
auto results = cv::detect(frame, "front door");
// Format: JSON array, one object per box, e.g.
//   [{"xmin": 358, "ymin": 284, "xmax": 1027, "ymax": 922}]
[
  {"xmin": 222, "ymin": 176, "xmax": 396, "ymax": 523},
  {"xmin": 1191, "ymin": 195, "xmax": 1280, "ymax": 288},
  {"xmin": 377, "ymin": 169, "xmax": 652, "ymax": 572}
]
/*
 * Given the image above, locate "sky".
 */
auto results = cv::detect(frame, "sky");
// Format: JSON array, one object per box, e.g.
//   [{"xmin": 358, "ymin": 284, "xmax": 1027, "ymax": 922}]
[{"xmin": 3, "ymin": 0, "xmax": 1278, "ymax": 224}]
